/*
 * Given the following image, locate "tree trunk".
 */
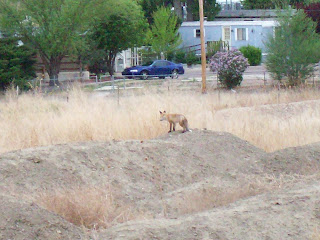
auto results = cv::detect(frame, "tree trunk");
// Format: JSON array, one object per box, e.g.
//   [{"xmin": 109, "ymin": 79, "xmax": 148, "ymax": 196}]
[
  {"xmin": 106, "ymin": 52, "xmax": 116, "ymax": 77},
  {"xmin": 79, "ymin": 56, "xmax": 83, "ymax": 82},
  {"xmin": 173, "ymin": 0, "xmax": 182, "ymax": 20},
  {"xmin": 186, "ymin": 0, "xmax": 194, "ymax": 21},
  {"xmin": 48, "ymin": 64, "xmax": 60, "ymax": 86},
  {"xmin": 40, "ymin": 54, "xmax": 62, "ymax": 86}
]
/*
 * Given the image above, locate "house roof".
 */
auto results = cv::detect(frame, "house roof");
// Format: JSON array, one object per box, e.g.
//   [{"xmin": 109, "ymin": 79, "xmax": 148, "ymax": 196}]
[
  {"xmin": 216, "ymin": 9, "xmax": 296, "ymax": 18},
  {"xmin": 181, "ymin": 20, "xmax": 276, "ymax": 28}
]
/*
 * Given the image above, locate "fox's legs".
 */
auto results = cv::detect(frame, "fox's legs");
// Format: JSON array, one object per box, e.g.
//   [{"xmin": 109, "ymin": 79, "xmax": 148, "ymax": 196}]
[
  {"xmin": 179, "ymin": 121, "xmax": 185, "ymax": 133},
  {"xmin": 168, "ymin": 119, "xmax": 189, "ymax": 133},
  {"xmin": 185, "ymin": 120, "xmax": 190, "ymax": 132},
  {"xmin": 168, "ymin": 122, "xmax": 176, "ymax": 133},
  {"xmin": 180, "ymin": 119, "xmax": 189, "ymax": 133}
]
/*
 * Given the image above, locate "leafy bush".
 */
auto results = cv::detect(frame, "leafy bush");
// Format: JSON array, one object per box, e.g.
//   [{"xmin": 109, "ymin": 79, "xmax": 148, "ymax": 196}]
[
  {"xmin": 174, "ymin": 50, "xmax": 186, "ymax": 63},
  {"xmin": 210, "ymin": 50, "xmax": 249, "ymax": 89},
  {"xmin": 185, "ymin": 51, "xmax": 200, "ymax": 66},
  {"xmin": 167, "ymin": 51, "xmax": 175, "ymax": 61},
  {"xmin": 239, "ymin": 45, "xmax": 262, "ymax": 66}
]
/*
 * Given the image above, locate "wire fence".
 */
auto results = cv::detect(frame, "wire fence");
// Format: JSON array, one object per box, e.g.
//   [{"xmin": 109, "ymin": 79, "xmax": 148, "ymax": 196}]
[{"xmin": 27, "ymin": 65, "xmax": 320, "ymax": 94}]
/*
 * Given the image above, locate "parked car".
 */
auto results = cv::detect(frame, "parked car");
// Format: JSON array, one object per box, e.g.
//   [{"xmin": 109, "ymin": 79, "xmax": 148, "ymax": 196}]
[{"xmin": 122, "ymin": 60, "xmax": 184, "ymax": 80}]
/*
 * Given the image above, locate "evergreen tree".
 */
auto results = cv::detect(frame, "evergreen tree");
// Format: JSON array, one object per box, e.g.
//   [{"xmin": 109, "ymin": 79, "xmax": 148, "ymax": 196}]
[
  {"xmin": 0, "ymin": 37, "xmax": 36, "ymax": 90},
  {"xmin": 146, "ymin": 7, "xmax": 182, "ymax": 58},
  {"xmin": 265, "ymin": 9, "xmax": 320, "ymax": 85}
]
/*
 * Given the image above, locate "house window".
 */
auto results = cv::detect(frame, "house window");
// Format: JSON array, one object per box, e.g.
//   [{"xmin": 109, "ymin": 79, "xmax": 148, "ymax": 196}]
[
  {"xmin": 195, "ymin": 29, "xmax": 201, "ymax": 38},
  {"xmin": 236, "ymin": 28, "xmax": 248, "ymax": 41},
  {"xmin": 194, "ymin": 28, "xmax": 205, "ymax": 38},
  {"xmin": 223, "ymin": 27, "xmax": 231, "ymax": 41}
]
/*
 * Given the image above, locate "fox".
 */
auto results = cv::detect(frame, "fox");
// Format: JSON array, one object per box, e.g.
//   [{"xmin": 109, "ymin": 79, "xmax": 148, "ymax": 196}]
[{"xmin": 159, "ymin": 111, "xmax": 191, "ymax": 133}]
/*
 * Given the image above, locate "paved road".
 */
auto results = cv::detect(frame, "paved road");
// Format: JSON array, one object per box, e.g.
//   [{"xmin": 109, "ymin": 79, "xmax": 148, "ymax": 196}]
[{"xmin": 97, "ymin": 64, "xmax": 320, "ymax": 91}]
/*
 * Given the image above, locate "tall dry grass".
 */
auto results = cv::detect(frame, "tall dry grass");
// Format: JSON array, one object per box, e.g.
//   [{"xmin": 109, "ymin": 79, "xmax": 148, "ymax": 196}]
[
  {"xmin": 37, "ymin": 186, "xmax": 143, "ymax": 229},
  {"xmin": 1, "ymin": 87, "xmax": 320, "ymax": 153}
]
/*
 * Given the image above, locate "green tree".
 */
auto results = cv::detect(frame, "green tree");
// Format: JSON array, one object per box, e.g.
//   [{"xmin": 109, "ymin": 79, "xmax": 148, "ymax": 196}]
[
  {"xmin": 241, "ymin": 0, "xmax": 316, "ymax": 9},
  {"xmin": 87, "ymin": 0, "xmax": 147, "ymax": 76},
  {"xmin": 189, "ymin": 0, "xmax": 221, "ymax": 21},
  {"xmin": 146, "ymin": 7, "xmax": 182, "ymax": 58},
  {"xmin": 297, "ymin": 2, "xmax": 320, "ymax": 33},
  {"xmin": 265, "ymin": 9, "xmax": 320, "ymax": 86},
  {"xmin": 241, "ymin": 0, "xmax": 276, "ymax": 9},
  {"xmin": 138, "ymin": 0, "xmax": 172, "ymax": 24},
  {"xmin": 173, "ymin": 0, "xmax": 183, "ymax": 19},
  {"xmin": 82, "ymin": 49, "xmax": 108, "ymax": 78},
  {"xmin": 0, "ymin": 37, "xmax": 36, "ymax": 90},
  {"xmin": 0, "ymin": 0, "xmax": 100, "ymax": 86},
  {"xmin": 186, "ymin": 0, "xmax": 194, "ymax": 21}
]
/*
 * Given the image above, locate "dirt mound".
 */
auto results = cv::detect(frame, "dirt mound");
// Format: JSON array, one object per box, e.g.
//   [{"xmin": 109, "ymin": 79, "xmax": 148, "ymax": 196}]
[
  {"xmin": 99, "ymin": 180, "xmax": 320, "ymax": 240},
  {"xmin": 1, "ymin": 130, "xmax": 320, "ymax": 239},
  {"xmin": 0, "ymin": 130, "xmax": 264, "ymax": 207},
  {"xmin": 0, "ymin": 194, "xmax": 84, "ymax": 240},
  {"xmin": 263, "ymin": 142, "xmax": 320, "ymax": 175}
]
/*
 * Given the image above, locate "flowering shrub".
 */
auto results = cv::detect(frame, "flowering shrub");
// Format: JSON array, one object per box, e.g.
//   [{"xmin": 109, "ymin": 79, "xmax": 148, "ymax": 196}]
[{"xmin": 210, "ymin": 50, "xmax": 249, "ymax": 89}]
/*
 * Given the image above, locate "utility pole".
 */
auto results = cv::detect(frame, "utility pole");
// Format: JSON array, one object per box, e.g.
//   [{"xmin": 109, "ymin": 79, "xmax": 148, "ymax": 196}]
[{"xmin": 199, "ymin": 0, "xmax": 207, "ymax": 94}]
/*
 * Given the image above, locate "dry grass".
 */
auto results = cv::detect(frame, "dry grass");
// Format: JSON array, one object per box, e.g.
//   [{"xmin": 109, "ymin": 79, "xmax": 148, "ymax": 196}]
[
  {"xmin": 1, "ymin": 86, "xmax": 320, "ymax": 153},
  {"xmin": 212, "ymin": 105, "xmax": 320, "ymax": 152},
  {"xmin": 37, "ymin": 186, "xmax": 143, "ymax": 229}
]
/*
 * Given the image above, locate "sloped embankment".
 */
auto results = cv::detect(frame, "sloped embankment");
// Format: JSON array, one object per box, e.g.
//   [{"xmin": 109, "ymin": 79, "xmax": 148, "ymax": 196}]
[{"xmin": 0, "ymin": 130, "xmax": 320, "ymax": 239}]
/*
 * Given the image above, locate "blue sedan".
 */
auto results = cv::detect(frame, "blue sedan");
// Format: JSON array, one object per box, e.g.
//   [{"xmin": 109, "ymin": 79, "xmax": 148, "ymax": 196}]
[{"xmin": 122, "ymin": 60, "xmax": 185, "ymax": 80}]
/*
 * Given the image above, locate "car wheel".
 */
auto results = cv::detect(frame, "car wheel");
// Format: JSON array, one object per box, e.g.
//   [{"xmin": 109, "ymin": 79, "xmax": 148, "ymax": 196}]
[
  {"xmin": 140, "ymin": 71, "xmax": 148, "ymax": 80},
  {"xmin": 171, "ymin": 69, "xmax": 179, "ymax": 79}
]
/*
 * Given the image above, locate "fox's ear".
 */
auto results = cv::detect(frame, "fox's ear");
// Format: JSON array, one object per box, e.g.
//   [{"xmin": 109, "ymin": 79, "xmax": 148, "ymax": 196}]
[
  {"xmin": 159, "ymin": 111, "xmax": 162, "ymax": 114},
  {"xmin": 164, "ymin": 111, "xmax": 166, "ymax": 113}
]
